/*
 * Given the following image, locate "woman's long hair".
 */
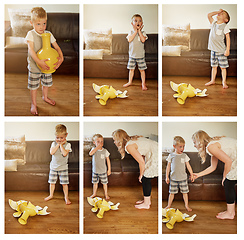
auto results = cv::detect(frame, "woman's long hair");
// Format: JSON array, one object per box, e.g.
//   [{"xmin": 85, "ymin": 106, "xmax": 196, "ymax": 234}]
[
  {"xmin": 112, "ymin": 129, "xmax": 141, "ymax": 159},
  {"xmin": 192, "ymin": 130, "xmax": 223, "ymax": 163}
]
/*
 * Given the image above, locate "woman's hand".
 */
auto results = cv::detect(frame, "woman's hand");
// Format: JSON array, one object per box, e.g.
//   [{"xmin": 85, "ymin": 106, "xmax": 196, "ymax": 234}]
[
  {"xmin": 222, "ymin": 176, "xmax": 226, "ymax": 186},
  {"xmin": 139, "ymin": 174, "xmax": 143, "ymax": 183}
]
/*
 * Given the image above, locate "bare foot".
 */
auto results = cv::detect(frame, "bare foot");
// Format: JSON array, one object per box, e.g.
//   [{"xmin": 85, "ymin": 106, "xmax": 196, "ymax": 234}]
[
  {"xmin": 165, "ymin": 205, "xmax": 171, "ymax": 209},
  {"xmin": 44, "ymin": 195, "xmax": 53, "ymax": 201},
  {"xmin": 205, "ymin": 80, "xmax": 215, "ymax": 86},
  {"xmin": 31, "ymin": 104, "xmax": 38, "ymax": 116},
  {"xmin": 135, "ymin": 202, "xmax": 150, "ymax": 209},
  {"xmin": 65, "ymin": 198, "xmax": 72, "ymax": 205},
  {"xmin": 105, "ymin": 195, "xmax": 110, "ymax": 200},
  {"xmin": 136, "ymin": 200, "xmax": 151, "ymax": 205},
  {"xmin": 222, "ymin": 82, "xmax": 229, "ymax": 89},
  {"xmin": 185, "ymin": 205, "xmax": 192, "ymax": 212},
  {"xmin": 216, "ymin": 211, "xmax": 234, "ymax": 219},
  {"xmin": 123, "ymin": 82, "xmax": 132, "ymax": 88},
  {"xmin": 42, "ymin": 97, "xmax": 56, "ymax": 106},
  {"xmin": 89, "ymin": 194, "xmax": 96, "ymax": 198},
  {"xmin": 142, "ymin": 84, "xmax": 148, "ymax": 91}
]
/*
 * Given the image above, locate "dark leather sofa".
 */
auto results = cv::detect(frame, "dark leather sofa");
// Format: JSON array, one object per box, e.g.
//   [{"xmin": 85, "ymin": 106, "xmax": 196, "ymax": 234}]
[
  {"xmin": 5, "ymin": 141, "xmax": 79, "ymax": 191},
  {"xmin": 5, "ymin": 13, "xmax": 79, "ymax": 75},
  {"xmin": 84, "ymin": 34, "xmax": 158, "ymax": 79},
  {"xmin": 162, "ymin": 151, "xmax": 237, "ymax": 201},
  {"xmin": 84, "ymin": 138, "xmax": 158, "ymax": 187},
  {"xmin": 162, "ymin": 29, "xmax": 237, "ymax": 76}
]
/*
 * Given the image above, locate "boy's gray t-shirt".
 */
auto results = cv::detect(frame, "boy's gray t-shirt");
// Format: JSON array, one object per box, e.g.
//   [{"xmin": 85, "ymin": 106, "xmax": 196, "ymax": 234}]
[
  {"xmin": 92, "ymin": 148, "xmax": 110, "ymax": 174},
  {"xmin": 25, "ymin": 29, "xmax": 56, "ymax": 73},
  {"xmin": 127, "ymin": 30, "xmax": 148, "ymax": 58},
  {"xmin": 166, "ymin": 152, "xmax": 190, "ymax": 181},
  {"xmin": 50, "ymin": 141, "xmax": 72, "ymax": 171},
  {"xmin": 208, "ymin": 21, "xmax": 230, "ymax": 54}
]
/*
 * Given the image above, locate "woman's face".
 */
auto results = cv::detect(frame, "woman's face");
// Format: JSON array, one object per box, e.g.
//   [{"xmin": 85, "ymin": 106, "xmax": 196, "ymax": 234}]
[
  {"xmin": 193, "ymin": 139, "xmax": 200, "ymax": 150},
  {"xmin": 113, "ymin": 137, "xmax": 118, "ymax": 147}
]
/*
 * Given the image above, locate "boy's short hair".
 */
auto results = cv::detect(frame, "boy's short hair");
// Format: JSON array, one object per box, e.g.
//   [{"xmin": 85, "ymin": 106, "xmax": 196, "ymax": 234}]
[
  {"xmin": 132, "ymin": 14, "xmax": 142, "ymax": 20},
  {"xmin": 55, "ymin": 124, "xmax": 67, "ymax": 135},
  {"xmin": 173, "ymin": 136, "xmax": 185, "ymax": 146},
  {"xmin": 31, "ymin": 7, "xmax": 47, "ymax": 22},
  {"xmin": 92, "ymin": 134, "xmax": 103, "ymax": 142},
  {"xmin": 223, "ymin": 10, "xmax": 230, "ymax": 23}
]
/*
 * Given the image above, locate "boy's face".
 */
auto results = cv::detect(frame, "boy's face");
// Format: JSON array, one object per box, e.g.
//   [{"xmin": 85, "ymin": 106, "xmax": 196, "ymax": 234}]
[
  {"xmin": 217, "ymin": 11, "xmax": 228, "ymax": 23},
  {"xmin": 94, "ymin": 137, "xmax": 103, "ymax": 148},
  {"xmin": 174, "ymin": 143, "xmax": 185, "ymax": 154},
  {"xmin": 132, "ymin": 16, "xmax": 143, "ymax": 30},
  {"xmin": 31, "ymin": 18, "xmax": 47, "ymax": 34},
  {"xmin": 55, "ymin": 133, "xmax": 67, "ymax": 144}
]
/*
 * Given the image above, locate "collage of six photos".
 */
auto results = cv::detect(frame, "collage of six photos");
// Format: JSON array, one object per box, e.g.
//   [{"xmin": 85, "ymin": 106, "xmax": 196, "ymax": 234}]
[{"xmin": 2, "ymin": 1, "xmax": 241, "ymax": 238}]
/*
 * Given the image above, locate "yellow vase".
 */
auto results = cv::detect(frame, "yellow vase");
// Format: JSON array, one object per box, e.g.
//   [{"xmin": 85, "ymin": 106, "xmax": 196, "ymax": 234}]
[{"xmin": 37, "ymin": 32, "xmax": 59, "ymax": 74}]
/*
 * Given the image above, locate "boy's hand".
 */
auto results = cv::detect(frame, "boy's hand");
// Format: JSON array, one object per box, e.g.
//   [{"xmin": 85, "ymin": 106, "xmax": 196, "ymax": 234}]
[
  {"xmin": 107, "ymin": 169, "xmax": 111, "ymax": 176},
  {"xmin": 138, "ymin": 24, "xmax": 144, "ymax": 32},
  {"xmin": 224, "ymin": 49, "xmax": 230, "ymax": 57},
  {"xmin": 54, "ymin": 56, "xmax": 64, "ymax": 70},
  {"xmin": 131, "ymin": 23, "xmax": 138, "ymax": 32},
  {"xmin": 38, "ymin": 59, "xmax": 50, "ymax": 71},
  {"xmin": 165, "ymin": 177, "xmax": 170, "ymax": 184}
]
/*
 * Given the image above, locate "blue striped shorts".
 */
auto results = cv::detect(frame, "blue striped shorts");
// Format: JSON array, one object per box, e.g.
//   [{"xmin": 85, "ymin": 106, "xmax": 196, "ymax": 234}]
[
  {"xmin": 48, "ymin": 169, "xmax": 69, "ymax": 185},
  {"xmin": 169, "ymin": 179, "xmax": 189, "ymax": 194},
  {"xmin": 92, "ymin": 172, "xmax": 108, "ymax": 184},
  {"xmin": 127, "ymin": 57, "xmax": 147, "ymax": 70},
  {"xmin": 210, "ymin": 51, "xmax": 229, "ymax": 68},
  {"xmin": 28, "ymin": 71, "xmax": 53, "ymax": 90}
]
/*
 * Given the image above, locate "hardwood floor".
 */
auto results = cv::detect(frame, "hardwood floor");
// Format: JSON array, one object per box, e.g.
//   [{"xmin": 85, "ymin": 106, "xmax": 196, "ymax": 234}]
[
  {"xmin": 83, "ymin": 186, "xmax": 158, "ymax": 234},
  {"xmin": 5, "ymin": 191, "xmax": 79, "ymax": 234},
  {"xmin": 162, "ymin": 76, "xmax": 237, "ymax": 116},
  {"xmin": 84, "ymin": 78, "xmax": 158, "ymax": 116},
  {"xmin": 5, "ymin": 73, "xmax": 79, "ymax": 116},
  {"xmin": 162, "ymin": 200, "xmax": 237, "ymax": 234}
]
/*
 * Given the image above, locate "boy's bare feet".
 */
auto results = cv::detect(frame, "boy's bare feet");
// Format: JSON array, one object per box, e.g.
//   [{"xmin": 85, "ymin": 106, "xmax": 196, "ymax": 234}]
[
  {"xmin": 123, "ymin": 82, "xmax": 132, "ymax": 87},
  {"xmin": 44, "ymin": 195, "xmax": 53, "ymax": 201},
  {"xmin": 65, "ymin": 197, "xmax": 72, "ymax": 205},
  {"xmin": 42, "ymin": 96, "xmax": 56, "ymax": 106},
  {"xmin": 31, "ymin": 104, "xmax": 38, "ymax": 116},
  {"xmin": 90, "ymin": 194, "xmax": 96, "ymax": 198},
  {"xmin": 222, "ymin": 82, "xmax": 229, "ymax": 89},
  {"xmin": 142, "ymin": 84, "xmax": 148, "ymax": 91},
  {"xmin": 105, "ymin": 195, "xmax": 110, "ymax": 200},
  {"xmin": 185, "ymin": 205, "xmax": 192, "ymax": 212},
  {"xmin": 205, "ymin": 80, "xmax": 215, "ymax": 86}
]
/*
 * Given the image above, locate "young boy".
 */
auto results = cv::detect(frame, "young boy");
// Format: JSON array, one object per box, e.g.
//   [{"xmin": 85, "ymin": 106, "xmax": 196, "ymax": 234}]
[
  {"xmin": 165, "ymin": 136, "xmax": 194, "ymax": 212},
  {"xmin": 89, "ymin": 134, "xmax": 111, "ymax": 200},
  {"xmin": 25, "ymin": 7, "xmax": 64, "ymax": 115},
  {"xmin": 205, "ymin": 9, "xmax": 231, "ymax": 89},
  {"xmin": 124, "ymin": 14, "xmax": 148, "ymax": 91},
  {"xmin": 45, "ymin": 124, "xmax": 72, "ymax": 205}
]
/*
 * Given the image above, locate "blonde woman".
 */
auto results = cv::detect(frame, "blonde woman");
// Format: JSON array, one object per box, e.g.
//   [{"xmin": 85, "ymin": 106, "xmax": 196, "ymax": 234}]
[
  {"xmin": 112, "ymin": 129, "xmax": 158, "ymax": 209},
  {"xmin": 192, "ymin": 130, "xmax": 237, "ymax": 219}
]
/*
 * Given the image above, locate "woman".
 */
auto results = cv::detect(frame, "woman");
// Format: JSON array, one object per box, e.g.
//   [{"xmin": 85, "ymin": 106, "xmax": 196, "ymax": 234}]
[
  {"xmin": 112, "ymin": 129, "xmax": 158, "ymax": 209},
  {"xmin": 192, "ymin": 130, "xmax": 237, "ymax": 219}
]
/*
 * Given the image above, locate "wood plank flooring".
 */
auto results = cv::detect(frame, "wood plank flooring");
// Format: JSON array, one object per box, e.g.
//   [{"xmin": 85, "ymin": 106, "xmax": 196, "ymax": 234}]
[
  {"xmin": 5, "ymin": 73, "xmax": 79, "ymax": 116},
  {"xmin": 162, "ymin": 200, "xmax": 237, "ymax": 234},
  {"xmin": 162, "ymin": 76, "xmax": 237, "ymax": 116},
  {"xmin": 5, "ymin": 191, "xmax": 79, "ymax": 234},
  {"xmin": 83, "ymin": 186, "xmax": 158, "ymax": 234},
  {"xmin": 84, "ymin": 78, "xmax": 158, "ymax": 116}
]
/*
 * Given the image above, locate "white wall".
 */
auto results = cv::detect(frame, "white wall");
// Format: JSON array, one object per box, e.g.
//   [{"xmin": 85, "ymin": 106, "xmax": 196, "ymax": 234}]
[
  {"xmin": 84, "ymin": 4, "xmax": 158, "ymax": 34},
  {"xmin": 5, "ymin": 122, "xmax": 79, "ymax": 141},
  {"xmin": 162, "ymin": 4, "xmax": 237, "ymax": 29},
  {"xmin": 84, "ymin": 122, "xmax": 158, "ymax": 140},
  {"xmin": 162, "ymin": 122, "xmax": 237, "ymax": 152},
  {"xmin": 5, "ymin": 4, "xmax": 79, "ymax": 21}
]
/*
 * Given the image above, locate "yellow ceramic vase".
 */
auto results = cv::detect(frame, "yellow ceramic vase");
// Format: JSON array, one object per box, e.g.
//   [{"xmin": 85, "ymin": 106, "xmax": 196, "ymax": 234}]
[{"xmin": 37, "ymin": 32, "xmax": 59, "ymax": 74}]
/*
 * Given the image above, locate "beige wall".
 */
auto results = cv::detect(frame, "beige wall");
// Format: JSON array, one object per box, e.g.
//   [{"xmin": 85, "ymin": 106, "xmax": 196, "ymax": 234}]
[
  {"xmin": 5, "ymin": 4, "xmax": 79, "ymax": 21},
  {"xmin": 162, "ymin": 122, "xmax": 237, "ymax": 152},
  {"xmin": 5, "ymin": 122, "xmax": 79, "ymax": 141},
  {"xmin": 162, "ymin": 4, "xmax": 237, "ymax": 29},
  {"xmin": 84, "ymin": 4, "xmax": 158, "ymax": 34}
]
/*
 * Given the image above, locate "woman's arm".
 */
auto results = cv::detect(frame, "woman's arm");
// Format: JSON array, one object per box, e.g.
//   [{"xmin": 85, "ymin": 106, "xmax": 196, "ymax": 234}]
[{"xmin": 126, "ymin": 143, "xmax": 145, "ymax": 183}]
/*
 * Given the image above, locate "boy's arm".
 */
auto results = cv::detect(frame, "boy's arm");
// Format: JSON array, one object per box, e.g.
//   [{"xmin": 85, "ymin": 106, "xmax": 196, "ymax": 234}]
[
  {"xmin": 52, "ymin": 41, "xmax": 64, "ymax": 69},
  {"xmin": 138, "ymin": 26, "xmax": 147, "ymax": 43},
  {"xmin": 127, "ymin": 30, "xmax": 138, "ymax": 43},
  {"xmin": 207, "ymin": 9, "xmax": 223, "ymax": 24},
  {"xmin": 50, "ymin": 143, "xmax": 60, "ymax": 155},
  {"xmin": 89, "ymin": 144, "xmax": 102, "ymax": 156},
  {"xmin": 60, "ymin": 142, "xmax": 70, "ymax": 157},
  {"xmin": 165, "ymin": 161, "xmax": 171, "ymax": 184},
  {"xmin": 225, "ymin": 33, "xmax": 230, "ymax": 56},
  {"xmin": 186, "ymin": 161, "xmax": 194, "ymax": 181},
  {"xmin": 27, "ymin": 40, "xmax": 50, "ymax": 71},
  {"xmin": 106, "ymin": 157, "xmax": 111, "ymax": 176}
]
